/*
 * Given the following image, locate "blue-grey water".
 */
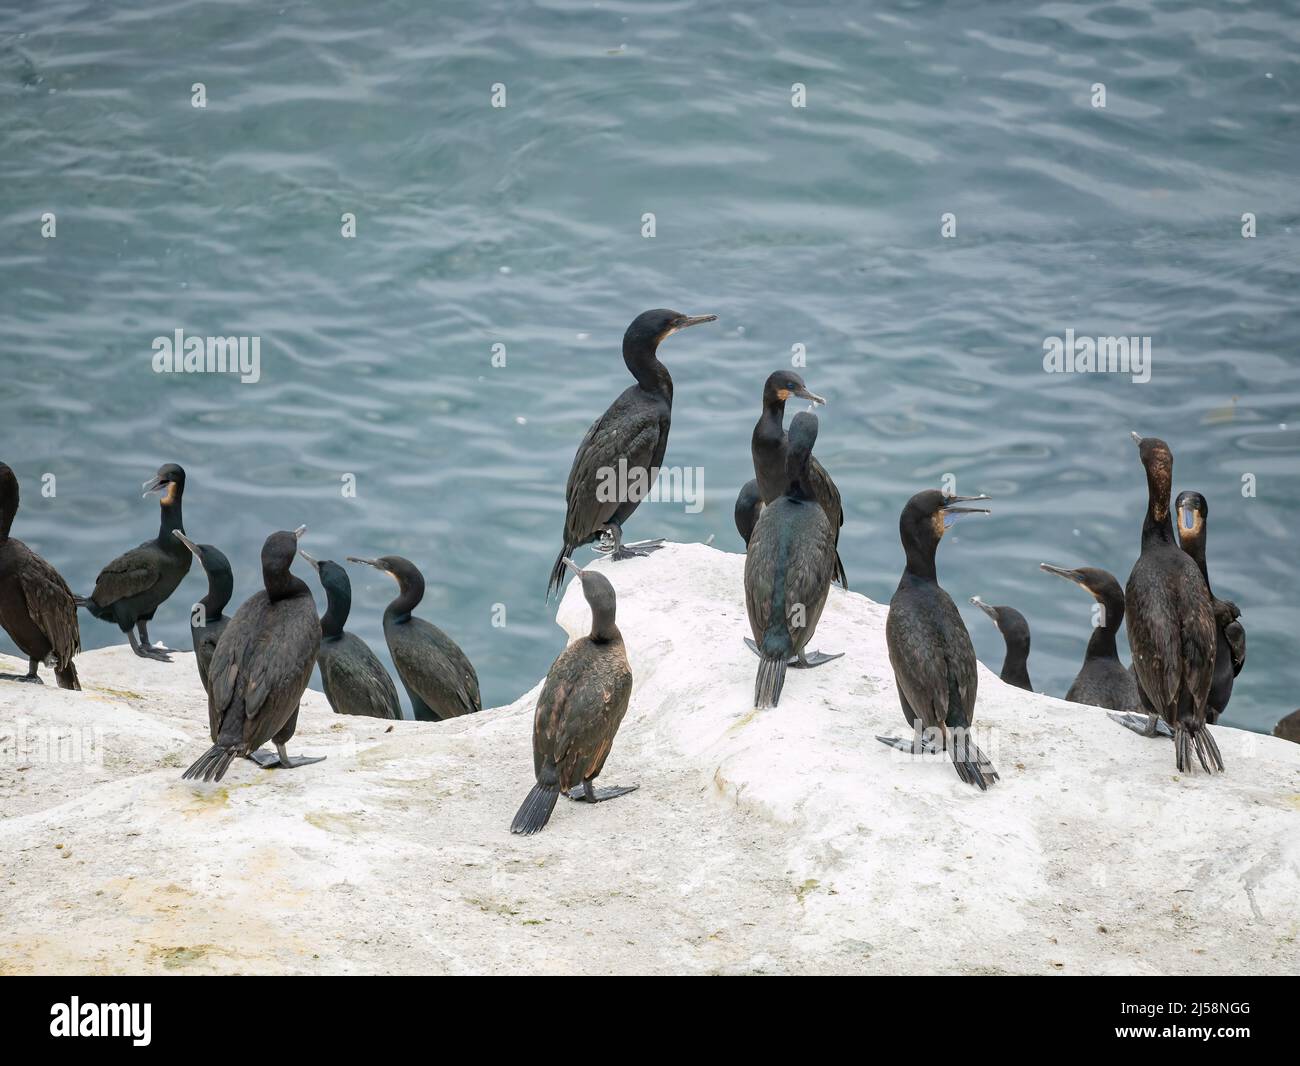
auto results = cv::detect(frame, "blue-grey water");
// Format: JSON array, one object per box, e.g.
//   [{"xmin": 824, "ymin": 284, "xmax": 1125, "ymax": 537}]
[{"xmin": 2, "ymin": 0, "xmax": 1297, "ymax": 734}]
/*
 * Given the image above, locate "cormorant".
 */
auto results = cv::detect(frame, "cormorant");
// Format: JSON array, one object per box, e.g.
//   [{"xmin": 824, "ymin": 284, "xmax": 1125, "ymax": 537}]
[
  {"xmin": 300, "ymin": 551, "xmax": 401, "ymax": 720},
  {"xmin": 1276, "ymin": 710, "xmax": 1300, "ymax": 746},
  {"xmin": 878, "ymin": 489, "xmax": 998, "ymax": 790},
  {"xmin": 1121, "ymin": 433, "xmax": 1222, "ymax": 773},
  {"xmin": 0, "ymin": 463, "xmax": 81, "ymax": 689},
  {"xmin": 173, "ymin": 532, "xmax": 232, "ymax": 695},
  {"xmin": 182, "ymin": 527, "xmax": 323, "ymax": 781},
  {"xmin": 77, "ymin": 463, "xmax": 192, "ymax": 661},
  {"xmin": 747, "ymin": 370, "xmax": 846, "ymax": 587},
  {"xmin": 547, "ymin": 308, "xmax": 717, "ymax": 599},
  {"xmin": 1039, "ymin": 563, "xmax": 1141, "ymax": 713},
  {"xmin": 512, "ymin": 559, "xmax": 636, "ymax": 834},
  {"xmin": 745, "ymin": 411, "xmax": 842, "ymax": 708},
  {"xmin": 1175, "ymin": 490, "xmax": 1245, "ymax": 724},
  {"xmin": 347, "ymin": 555, "xmax": 481, "ymax": 721},
  {"xmin": 969, "ymin": 597, "xmax": 1032, "ymax": 690},
  {"xmin": 734, "ymin": 478, "xmax": 762, "ymax": 547}
]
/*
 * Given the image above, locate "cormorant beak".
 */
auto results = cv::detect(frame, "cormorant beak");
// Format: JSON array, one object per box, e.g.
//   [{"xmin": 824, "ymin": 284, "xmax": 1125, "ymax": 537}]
[
  {"xmin": 292, "ymin": 525, "xmax": 307, "ymax": 540},
  {"xmin": 1178, "ymin": 504, "xmax": 1198, "ymax": 533},
  {"xmin": 673, "ymin": 313, "xmax": 718, "ymax": 331},
  {"xmin": 347, "ymin": 556, "xmax": 381, "ymax": 569},
  {"xmin": 142, "ymin": 475, "xmax": 167, "ymax": 497},
  {"xmin": 794, "ymin": 386, "xmax": 826, "ymax": 406},
  {"xmin": 1130, "ymin": 431, "xmax": 1144, "ymax": 446},
  {"xmin": 1040, "ymin": 562, "xmax": 1086, "ymax": 587},
  {"xmin": 172, "ymin": 530, "xmax": 201, "ymax": 557},
  {"xmin": 940, "ymin": 495, "xmax": 991, "ymax": 528},
  {"xmin": 298, "ymin": 549, "xmax": 320, "ymax": 572},
  {"xmin": 969, "ymin": 596, "xmax": 1000, "ymax": 624},
  {"xmin": 561, "ymin": 558, "xmax": 584, "ymax": 577}
]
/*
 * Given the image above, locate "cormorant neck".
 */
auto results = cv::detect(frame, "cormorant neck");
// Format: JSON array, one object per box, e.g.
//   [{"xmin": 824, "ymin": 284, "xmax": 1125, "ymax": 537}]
[
  {"xmin": 321, "ymin": 582, "xmax": 351, "ymax": 638},
  {"xmin": 202, "ymin": 569, "xmax": 234, "ymax": 619},
  {"xmin": 265, "ymin": 569, "xmax": 310, "ymax": 603},
  {"xmin": 0, "ymin": 503, "xmax": 13, "ymax": 540},
  {"xmin": 903, "ymin": 540, "xmax": 938, "ymax": 583},
  {"xmin": 384, "ymin": 571, "xmax": 425, "ymax": 624},
  {"xmin": 590, "ymin": 615, "xmax": 621, "ymax": 644},
  {"xmin": 623, "ymin": 336, "xmax": 672, "ymax": 397},
  {"xmin": 1001, "ymin": 651, "xmax": 1031, "ymax": 690},
  {"xmin": 1181, "ymin": 533, "xmax": 1210, "ymax": 586},
  {"xmin": 1141, "ymin": 469, "xmax": 1173, "ymax": 547},
  {"xmin": 158, "ymin": 496, "xmax": 184, "ymax": 543},
  {"xmin": 761, "ymin": 392, "xmax": 787, "ymax": 423},
  {"xmin": 1084, "ymin": 625, "xmax": 1119, "ymax": 661}
]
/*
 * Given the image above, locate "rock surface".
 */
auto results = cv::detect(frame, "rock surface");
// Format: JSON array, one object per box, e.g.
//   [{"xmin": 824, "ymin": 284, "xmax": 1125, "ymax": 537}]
[{"xmin": 1, "ymin": 542, "xmax": 1297, "ymax": 975}]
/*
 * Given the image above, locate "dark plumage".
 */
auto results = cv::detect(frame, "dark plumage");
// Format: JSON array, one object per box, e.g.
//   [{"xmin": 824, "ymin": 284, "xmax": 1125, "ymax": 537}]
[
  {"xmin": 748, "ymin": 370, "xmax": 847, "ymax": 587},
  {"xmin": 1039, "ymin": 563, "xmax": 1139, "ymax": 712},
  {"xmin": 1176, "ymin": 491, "xmax": 1245, "ymax": 724},
  {"xmin": 547, "ymin": 308, "xmax": 717, "ymax": 599},
  {"xmin": 301, "ymin": 552, "xmax": 401, "ymax": 720},
  {"xmin": 734, "ymin": 478, "xmax": 762, "ymax": 547},
  {"xmin": 0, "ymin": 463, "xmax": 81, "ymax": 689},
  {"xmin": 173, "ymin": 532, "xmax": 232, "ymax": 696},
  {"xmin": 970, "ymin": 597, "xmax": 1032, "ymax": 690},
  {"xmin": 347, "ymin": 555, "xmax": 480, "ymax": 721},
  {"xmin": 1275, "ymin": 710, "xmax": 1300, "ymax": 746},
  {"xmin": 512, "ymin": 560, "xmax": 636, "ymax": 835},
  {"xmin": 182, "ymin": 527, "xmax": 322, "ymax": 782},
  {"xmin": 77, "ymin": 463, "xmax": 192, "ymax": 661},
  {"xmin": 881, "ymin": 489, "xmax": 998, "ymax": 789},
  {"xmin": 1122, "ymin": 434, "xmax": 1222, "ymax": 773},
  {"xmin": 745, "ymin": 411, "xmax": 841, "ymax": 708}
]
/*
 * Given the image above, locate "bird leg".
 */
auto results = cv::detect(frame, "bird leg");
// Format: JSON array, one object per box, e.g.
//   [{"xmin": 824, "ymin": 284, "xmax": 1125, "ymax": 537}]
[
  {"xmin": 0, "ymin": 658, "xmax": 43, "ymax": 683},
  {"xmin": 137, "ymin": 621, "xmax": 176, "ymax": 654},
  {"xmin": 565, "ymin": 779, "xmax": 639, "ymax": 802},
  {"xmin": 268, "ymin": 741, "xmax": 325, "ymax": 770},
  {"xmin": 595, "ymin": 524, "xmax": 663, "ymax": 561},
  {"xmin": 875, "ymin": 734, "xmax": 939, "ymax": 755},
  {"xmin": 246, "ymin": 748, "xmax": 282, "ymax": 767},
  {"xmin": 743, "ymin": 637, "xmax": 842, "ymax": 668},
  {"xmin": 127, "ymin": 628, "xmax": 171, "ymax": 662},
  {"xmin": 1107, "ymin": 712, "xmax": 1173, "ymax": 739}
]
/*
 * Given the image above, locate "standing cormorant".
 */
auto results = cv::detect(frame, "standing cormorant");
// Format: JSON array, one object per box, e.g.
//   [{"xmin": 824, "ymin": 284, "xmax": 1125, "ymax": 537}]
[
  {"xmin": 745, "ymin": 411, "xmax": 842, "ymax": 708},
  {"xmin": 77, "ymin": 463, "xmax": 192, "ymax": 661},
  {"xmin": 1039, "ymin": 563, "xmax": 1140, "ymax": 713},
  {"xmin": 182, "ymin": 527, "xmax": 323, "ymax": 781},
  {"xmin": 347, "ymin": 555, "xmax": 481, "ymax": 721},
  {"xmin": 969, "ymin": 597, "xmax": 1032, "ymax": 690},
  {"xmin": 878, "ymin": 490, "xmax": 998, "ymax": 790},
  {"xmin": 173, "ymin": 532, "xmax": 232, "ymax": 695},
  {"xmin": 1122, "ymin": 434, "xmax": 1222, "ymax": 773},
  {"xmin": 734, "ymin": 478, "xmax": 762, "ymax": 547},
  {"xmin": 547, "ymin": 308, "xmax": 717, "ymax": 599},
  {"xmin": 1175, "ymin": 491, "xmax": 1245, "ymax": 724},
  {"xmin": 512, "ymin": 559, "xmax": 636, "ymax": 834},
  {"xmin": 746, "ymin": 370, "xmax": 846, "ymax": 587},
  {"xmin": 300, "ymin": 551, "xmax": 402, "ymax": 720},
  {"xmin": 0, "ymin": 463, "xmax": 81, "ymax": 689}
]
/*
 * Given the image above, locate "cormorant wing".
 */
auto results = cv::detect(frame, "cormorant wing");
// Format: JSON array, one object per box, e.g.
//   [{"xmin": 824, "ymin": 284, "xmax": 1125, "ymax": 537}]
[
  {"xmin": 403, "ymin": 617, "xmax": 481, "ymax": 717},
  {"xmin": 563, "ymin": 391, "xmax": 660, "ymax": 546},
  {"xmin": 90, "ymin": 542, "xmax": 160, "ymax": 606},
  {"xmin": 15, "ymin": 545, "xmax": 81, "ymax": 664},
  {"xmin": 535, "ymin": 648, "xmax": 633, "ymax": 786},
  {"xmin": 809, "ymin": 457, "xmax": 843, "ymax": 530},
  {"xmin": 887, "ymin": 587, "xmax": 978, "ymax": 730},
  {"xmin": 323, "ymin": 636, "xmax": 402, "ymax": 719},
  {"xmin": 1224, "ymin": 619, "xmax": 1246, "ymax": 677}
]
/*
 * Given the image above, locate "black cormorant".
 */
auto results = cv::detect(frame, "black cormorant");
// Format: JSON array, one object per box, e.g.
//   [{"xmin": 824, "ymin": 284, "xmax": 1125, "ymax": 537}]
[
  {"xmin": 878, "ymin": 489, "xmax": 998, "ymax": 790},
  {"xmin": 1276, "ymin": 710, "xmax": 1300, "ymax": 746},
  {"xmin": 1176, "ymin": 490, "xmax": 1245, "ymax": 724},
  {"xmin": 0, "ymin": 463, "xmax": 81, "ymax": 689},
  {"xmin": 969, "ymin": 597, "xmax": 1032, "ymax": 690},
  {"xmin": 512, "ymin": 559, "xmax": 636, "ymax": 834},
  {"xmin": 734, "ymin": 478, "xmax": 762, "ymax": 547},
  {"xmin": 547, "ymin": 308, "xmax": 717, "ymax": 598},
  {"xmin": 173, "ymin": 531, "xmax": 232, "ymax": 695},
  {"xmin": 744, "ymin": 411, "xmax": 842, "ymax": 708},
  {"xmin": 300, "ymin": 551, "xmax": 401, "ymax": 720},
  {"xmin": 182, "ymin": 527, "xmax": 323, "ymax": 781},
  {"xmin": 77, "ymin": 463, "xmax": 192, "ymax": 661},
  {"xmin": 1121, "ymin": 433, "xmax": 1222, "ymax": 773},
  {"xmin": 1039, "ymin": 563, "xmax": 1141, "ymax": 713},
  {"xmin": 747, "ymin": 370, "xmax": 846, "ymax": 587},
  {"xmin": 347, "ymin": 555, "xmax": 481, "ymax": 721}
]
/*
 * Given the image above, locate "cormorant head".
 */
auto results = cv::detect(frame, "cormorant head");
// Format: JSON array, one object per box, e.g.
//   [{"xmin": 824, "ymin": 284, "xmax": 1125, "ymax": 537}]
[
  {"xmin": 1175, "ymin": 490, "xmax": 1207, "ymax": 543},
  {"xmin": 261, "ymin": 526, "xmax": 306, "ymax": 592},
  {"xmin": 300, "ymin": 550, "xmax": 352, "ymax": 618},
  {"xmin": 346, "ymin": 554, "xmax": 426, "ymax": 609},
  {"xmin": 173, "ymin": 531, "xmax": 232, "ymax": 578},
  {"xmin": 1039, "ymin": 563, "xmax": 1124, "ymax": 613},
  {"xmin": 784, "ymin": 410, "xmax": 820, "ymax": 496},
  {"xmin": 762, "ymin": 370, "xmax": 825, "ymax": 408},
  {"xmin": 624, "ymin": 308, "xmax": 717, "ymax": 352},
  {"xmin": 561, "ymin": 558, "xmax": 619, "ymax": 638},
  {"xmin": 143, "ymin": 463, "xmax": 187, "ymax": 506},
  {"xmin": 970, "ymin": 597, "xmax": 1031, "ymax": 651},
  {"xmin": 900, "ymin": 488, "xmax": 991, "ymax": 553},
  {"xmin": 1130, "ymin": 432, "xmax": 1173, "ymax": 519},
  {"xmin": 0, "ymin": 462, "xmax": 18, "ymax": 536}
]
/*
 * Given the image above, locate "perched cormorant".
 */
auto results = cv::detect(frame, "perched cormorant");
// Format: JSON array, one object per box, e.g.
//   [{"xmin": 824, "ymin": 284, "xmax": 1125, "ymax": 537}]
[
  {"xmin": 1175, "ymin": 490, "xmax": 1245, "ymax": 724},
  {"xmin": 182, "ymin": 527, "xmax": 323, "ymax": 781},
  {"xmin": 734, "ymin": 478, "xmax": 762, "ymax": 547},
  {"xmin": 745, "ymin": 411, "xmax": 842, "ymax": 709},
  {"xmin": 1275, "ymin": 710, "xmax": 1300, "ymax": 746},
  {"xmin": 173, "ymin": 532, "xmax": 232, "ymax": 696},
  {"xmin": 878, "ymin": 489, "xmax": 998, "ymax": 790},
  {"xmin": 347, "ymin": 555, "xmax": 481, "ymax": 721},
  {"xmin": 547, "ymin": 308, "xmax": 717, "ymax": 599},
  {"xmin": 1122, "ymin": 434, "xmax": 1222, "ymax": 773},
  {"xmin": 300, "ymin": 551, "xmax": 401, "ymax": 720},
  {"xmin": 969, "ymin": 597, "xmax": 1032, "ymax": 690},
  {"xmin": 1039, "ymin": 563, "xmax": 1140, "ymax": 713},
  {"xmin": 77, "ymin": 463, "xmax": 192, "ymax": 661},
  {"xmin": 0, "ymin": 463, "xmax": 81, "ymax": 689},
  {"xmin": 512, "ymin": 559, "xmax": 636, "ymax": 835},
  {"xmin": 746, "ymin": 370, "xmax": 847, "ymax": 587}
]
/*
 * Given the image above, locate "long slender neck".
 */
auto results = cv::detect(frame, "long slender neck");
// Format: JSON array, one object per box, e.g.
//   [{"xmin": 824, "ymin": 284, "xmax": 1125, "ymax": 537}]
[
  {"xmin": 158, "ymin": 490, "xmax": 184, "ymax": 543},
  {"xmin": 1001, "ymin": 646, "xmax": 1031, "ymax": 688},
  {"xmin": 759, "ymin": 394, "xmax": 786, "ymax": 434},
  {"xmin": 201, "ymin": 568, "xmax": 234, "ymax": 619},
  {"xmin": 385, "ymin": 571, "xmax": 425, "ymax": 624},
  {"xmin": 1084, "ymin": 591, "xmax": 1123, "ymax": 660},
  {"xmin": 1140, "ymin": 472, "xmax": 1173, "ymax": 548},
  {"xmin": 265, "ymin": 569, "xmax": 309, "ymax": 603},
  {"xmin": 1181, "ymin": 532, "xmax": 1210, "ymax": 588},
  {"xmin": 321, "ymin": 582, "xmax": 351, "ymax": 638},
  {"xmin": 590, "ymin": 614, "xmax": 621, "ymax": 644},
  {"xmin": 903, "ymin": 539, "xmax": 938, "ymax": 583},
  {"xmin": 623, "ymin": 336, "xmax": 671, "ymax": 397},
  {"xmin": 0, "ymin": 500, "xmax": 13, "ymax": 540}
]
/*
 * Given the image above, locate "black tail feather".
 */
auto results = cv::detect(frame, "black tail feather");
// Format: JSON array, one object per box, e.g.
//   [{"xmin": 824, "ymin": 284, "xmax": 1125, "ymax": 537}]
[
  {"xmin": 55, "ymin": 661, "xmax": 80, "ymax": 691},
  {"xmin": 546, "ymin": 544, "xmax": 574, "ymax": 602},
  {"xmin": 1176, "ymin": 722, "xmax": 1224, "ymax": 775},
  {"xmin": 754, "ymin": 654, "xmax": 788, "ymax": 709},
  {"xmin": 833, "ymin": 551, "xmax": 848, "ymax": 589},
  {"xmin": 182, "ymin": 744, "xmax": 237, "ymax": 782},
  {"xmin": 511, "ymin": 782, "xmax": 560, "ymax": 835},
  {"xmin": 950, "ymin": 737, "xmax": 999, "ymax": 791}
]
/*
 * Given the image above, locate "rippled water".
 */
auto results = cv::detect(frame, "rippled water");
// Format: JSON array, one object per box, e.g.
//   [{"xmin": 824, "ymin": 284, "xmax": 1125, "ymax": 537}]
[{"xmin": 2, "ymin": 0, "xmax": 1297, "ymax": 733}]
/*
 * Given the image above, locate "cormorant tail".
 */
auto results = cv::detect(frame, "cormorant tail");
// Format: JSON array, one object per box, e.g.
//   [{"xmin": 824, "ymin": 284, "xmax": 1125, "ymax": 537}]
[
  {"xmin": 511, "ymin": 782, "xmax": 560, "ymax": 835},
  {"xmin": 754, "ymin": 654, "xmax": 788, "ymax": 709},
  {"xmin": 1175, "ymin": 723, "xmax": 1224, "ymax": 775},
  {"xmin": 833, "ymin": 551, "xmax": 848, "ymax": 589},
  {"xmin": 546, "ymin": 544, "xmax": 574, "ymax": 602},
  {"xmin": 950, "ymin": 733, "xmax": 999, "ymax": 791},
  {"xmin": 54, "ymin": 661, "xmax": 80, "ymax": 691},
  {"xmin": 182, "ymin": 744, "xmax": 237, "ymax": 783}
]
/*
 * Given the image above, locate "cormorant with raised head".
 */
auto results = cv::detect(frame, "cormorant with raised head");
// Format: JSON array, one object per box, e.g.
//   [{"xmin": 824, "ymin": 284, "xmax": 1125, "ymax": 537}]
[
  {"xmin": 182, "ymin": 527, "xmax": 322, "ymax": 781},
  {"xmin": 301, "ymin": 552, "xmax": 401, "ymax": 720},
  {"xmin": 745, "ymin": 411, "xmax": 842, "ymax": 708},
  {"xmin": 1039, "ymin": 563, "xmax": 1140, "ymax": 713},
  {"xmin": 745, "ymin": 370, "xmax": 846, "ymax": 586},
  {"xmin": 77, "ymin": 463, "xmax": 192, "ymax": 661},
  {"xmin": 547, "ymin": 308, "xmax": 717, "ymax": 599},
  {"xmin": 0, "ymin": 463, "xmax": 80, "ymax": 689},
  {"xmin": 969, "ymin": 597, "xmax": 1032, "ymax": 690},
  {"xmin": 878, "ymin": 490, "xmax": 998, "ymax": 790},
  {"xmin": 1175, "ymin": 490, "xmax": 1245, "ymax": 724},
  {"xmin": 512, "ymin": 559, "xmax": 636, "ymax": 834},
  {"xmin": 173, "ymin": 532, "xmax": 232, "ymax": 695},
  {"xmin": 1121, "ymin": 434, "xmax": 1222, "ymax": 773},
  {"xmin": 347, "ymin": 555, "xmax": 481, "ymax": 721}
]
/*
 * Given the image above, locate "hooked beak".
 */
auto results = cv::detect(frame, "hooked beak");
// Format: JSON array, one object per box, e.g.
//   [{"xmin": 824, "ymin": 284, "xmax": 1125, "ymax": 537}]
[
  {"xmin": 173, "ymin": 530, "xmax": 200, "ymax": 557},
  {"xmin": 969, "ymin": 596, "xmax": 999, "ymax": 624},
  {"xmin": 561, "ymin": 558, "xmax": 584, "ymax": 577},
  {"xmin": 142, "ymin": 475, "xmax": 167, "ymax": 497},
  {"xmin": 292, "ymin": 525, "xmax": 306, "ymax": 540},
  {"xmin": 794, "ymin": 385, "xmax": 826, "ymax": 406},
  {"xmin": 347, "ymin": 556, "xmax": 381, "ymax": 569},
  {"xmin": 1130, "ymin": 431, "xmax": 1144, "ymax": 446},
  {"xmin": 298, "ymin": 549, "xmax": 320, "ymax": 572},
  {"xmin": 674, "ymin": 313, "xmax": 717, "ymax": 331},
  {"xmin": 941, "ymin": 494, "xmax": 991, "ymax": 528},
  {"xmin": 1040, "ymin": 562, "xmax": 1086, "ymax": 587}
]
